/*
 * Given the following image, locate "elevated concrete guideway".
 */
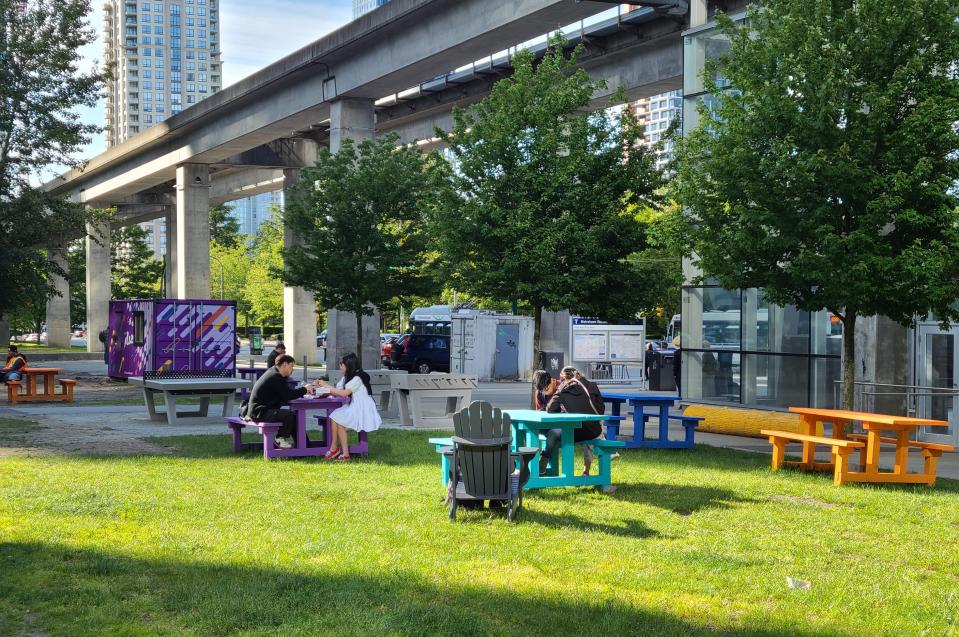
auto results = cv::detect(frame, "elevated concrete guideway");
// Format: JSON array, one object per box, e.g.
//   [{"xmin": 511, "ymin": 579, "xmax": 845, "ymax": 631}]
[{"xmin": 46, "ymin": 0, "xmax": 615, "ymax": 205}]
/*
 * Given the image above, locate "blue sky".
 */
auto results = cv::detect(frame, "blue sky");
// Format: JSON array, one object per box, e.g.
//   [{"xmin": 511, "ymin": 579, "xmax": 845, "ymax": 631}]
[{"xmin": 74, "ymin": 0, "xmax": 352, "ymax": 161}]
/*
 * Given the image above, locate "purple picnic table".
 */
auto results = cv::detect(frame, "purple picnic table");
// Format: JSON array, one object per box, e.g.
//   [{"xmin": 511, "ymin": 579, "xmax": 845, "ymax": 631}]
[{"xmin": 265, "ymin": 394, "xmax": 369, "ymax": 459}]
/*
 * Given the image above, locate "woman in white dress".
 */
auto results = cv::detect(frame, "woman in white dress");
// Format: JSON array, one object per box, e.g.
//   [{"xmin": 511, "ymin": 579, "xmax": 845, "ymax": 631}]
[{"xmin": 316, "ymin": 352, "xmax": 381, "ymax": 460}]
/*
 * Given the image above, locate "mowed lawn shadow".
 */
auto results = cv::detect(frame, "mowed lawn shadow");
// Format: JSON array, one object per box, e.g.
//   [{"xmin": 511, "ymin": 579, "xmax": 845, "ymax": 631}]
[{"xmin": 0, "ymin": 541, "xmax": 840, "ymax": 637}]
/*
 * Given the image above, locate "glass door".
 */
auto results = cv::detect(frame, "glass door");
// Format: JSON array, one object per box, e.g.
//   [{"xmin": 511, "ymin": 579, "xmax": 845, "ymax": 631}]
[{"xmin": 916, "ymin": 326, "xmax": 959, "ymax": 445}]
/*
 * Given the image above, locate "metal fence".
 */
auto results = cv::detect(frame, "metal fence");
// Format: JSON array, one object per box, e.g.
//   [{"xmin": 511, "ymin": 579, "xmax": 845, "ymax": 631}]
[{"xmin": 833, "ymin": 380, "xmax": 959, "ymax": 417}]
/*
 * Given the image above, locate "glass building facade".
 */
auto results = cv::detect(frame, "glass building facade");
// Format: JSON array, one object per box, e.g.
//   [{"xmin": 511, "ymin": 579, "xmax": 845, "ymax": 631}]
[{"xmin": 679, "ymin": 13, "xmax": 843, "ymax": 410}]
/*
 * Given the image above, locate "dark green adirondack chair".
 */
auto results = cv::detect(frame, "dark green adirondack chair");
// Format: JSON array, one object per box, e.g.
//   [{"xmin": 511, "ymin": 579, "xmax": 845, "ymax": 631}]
[{"xmin": 448, "ymin": 401, "xmax": 538, "ymax": 522}]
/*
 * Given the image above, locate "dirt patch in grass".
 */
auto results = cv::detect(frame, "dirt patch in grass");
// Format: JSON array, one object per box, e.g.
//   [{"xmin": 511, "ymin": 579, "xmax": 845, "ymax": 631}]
[
  {"xmin": 769, "ymin": 494, "xmax": 837, "ymax": 509},
  {"xmin": 0, "ymin": 417, "xmax": 173, "ymax": 458}
]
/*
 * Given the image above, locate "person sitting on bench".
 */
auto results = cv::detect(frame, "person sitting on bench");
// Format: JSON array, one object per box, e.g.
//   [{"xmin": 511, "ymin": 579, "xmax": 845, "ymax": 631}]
[
  {"xmin": 543, "ymin": 366, "xmax": 604, "ymax": 476},
  {"xmin": 266, "ymin": 342, "xmax": 286, "ymax": 369},
  {"xmin": 2, "ymin": 346, "xmax": 27, "ymax": 382},
  {"xmin": 248, "ymin": 354, "xmax": 312, "ymax": 448}
]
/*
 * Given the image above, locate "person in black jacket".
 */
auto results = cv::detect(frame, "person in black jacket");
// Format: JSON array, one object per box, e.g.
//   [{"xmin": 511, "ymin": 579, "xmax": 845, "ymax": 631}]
[
  {"xmin": 265, "ymin": 342, "xmax": 286, "ymax": 369},
  {"xmin": 248, "ymin": 354, "xmax": 312, "ymax": 446},
  {"xmin": 543, "ymin": 366, "xmax": 604, "ymax": 476}
]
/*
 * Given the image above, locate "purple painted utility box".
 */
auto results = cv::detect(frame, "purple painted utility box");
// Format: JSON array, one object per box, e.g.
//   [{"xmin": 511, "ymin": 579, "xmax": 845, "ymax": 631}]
[{"xmin": 107, "ymin": 299, "xmax": 237, "ymax": 380}]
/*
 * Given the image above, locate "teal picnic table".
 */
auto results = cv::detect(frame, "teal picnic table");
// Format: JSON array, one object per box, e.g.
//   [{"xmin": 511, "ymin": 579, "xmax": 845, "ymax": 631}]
[{"xmin": 503, "ymin": 409, "xmax": 625, "ymax": 490}]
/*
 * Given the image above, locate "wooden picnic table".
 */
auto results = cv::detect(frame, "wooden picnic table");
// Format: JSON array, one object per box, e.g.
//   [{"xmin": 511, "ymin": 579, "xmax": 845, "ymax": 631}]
[
  {"xmin": 4, "ymin": 367, "xmax": 75, "ymax": 404},
  {"xmin": 503, "ymin": 409, "xmax": 625, "ymax": 490},
  {"xmin": 600, "ymin": 392, "xmax": 701, "ymax": 449},
  {"xmin": 771, "ymin": 407, "xmax": 954, "ymax": 485}
]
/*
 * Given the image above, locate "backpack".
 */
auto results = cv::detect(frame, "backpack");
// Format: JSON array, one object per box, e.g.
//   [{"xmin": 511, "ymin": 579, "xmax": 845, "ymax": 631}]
[{"xmin": 238, "ymin": 398, "xmax": 250, "ymax": 419}]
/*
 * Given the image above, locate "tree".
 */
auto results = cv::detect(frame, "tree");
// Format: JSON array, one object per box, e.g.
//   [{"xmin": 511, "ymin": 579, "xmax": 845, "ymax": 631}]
[
  {"xmin": 283, "ymin": 134, "xmax": 446, "ymax": 366},
  {"xmin": 67, "ymin": 240, "xmax": 86, "ymax": 328},
  {"xmin": 210, "ymin": 239, "xmax": 252, "ymax": 326},
  {"xmin": 433, "ymin": 38, "xmax": 661, "ymax": 364},
  {"xmin": 671, "ymin": 0, "xmax": 959, "ymax": 409},
  {"xmin": 111, "ymin": 225, "xmax": 164, "ymax": 299},
  {"xmin": 209, "ymin": 203, "xmax": 241, "ymax": 248},
  {"xmin": 0, "ymin": 1, "xmax": 107, "ymax": 319},
  {"xmin": 245, "ymin": 216, "xmax": 285, "ymax": 329}
]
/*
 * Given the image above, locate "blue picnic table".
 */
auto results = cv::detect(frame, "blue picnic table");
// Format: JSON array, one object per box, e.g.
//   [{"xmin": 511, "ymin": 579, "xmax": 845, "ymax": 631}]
[
  {"xmin": 429, "ymin": 410, "xmax": 626, "ymax": 490},
  {"xmin": 600, "ymin": 392, "xmax": 702, "ymax": 450}
]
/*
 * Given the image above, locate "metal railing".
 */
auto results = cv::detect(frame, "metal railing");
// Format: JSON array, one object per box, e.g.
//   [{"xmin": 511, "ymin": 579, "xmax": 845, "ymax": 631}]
[{"xmin": 833, "ymin": 380, "xmax": 959, "ymax": 417}]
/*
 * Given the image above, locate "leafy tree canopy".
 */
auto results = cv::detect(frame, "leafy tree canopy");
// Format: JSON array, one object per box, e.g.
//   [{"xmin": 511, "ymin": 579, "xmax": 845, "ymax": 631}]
[
  {"xmin": 433, "ymin": 38, "xmax": 661, "ymax": 349},
  {"xmin": 111, "ymin": 225, "xmax": 163, "ymax": 300},
  {"xmin": 0, "ymin": 0, "xmax": 106, "ymax": 318},
  {"xmin": 209, "ymin": 204, "xmax": 241, "ymax": 249},
  {"xmin": 671, "ymin": 0, "xmax": 959, "ymax": 406}
]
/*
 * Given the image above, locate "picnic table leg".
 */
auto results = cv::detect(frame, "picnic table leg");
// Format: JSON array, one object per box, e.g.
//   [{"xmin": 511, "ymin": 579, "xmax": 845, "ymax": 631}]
[
  {"xmin": 865, "ymin": 429, "xmax": 882, "ymax": 475},
  {"xmin": 143, "ymin": 388, "xmax": 160, "ymax": 420},
  {"xmin": 262, "ymin": 428, "xmax": 277, "ymax": 460},
  {"xmin": 197, "ymin": 396, "xmax": 211, "ymax": 416},
  {"xmin": 163, "ymin": 393, "xmax": 180, "ymax": 425},
  {"xmin": 560, "ymin": 437, "xmax": 575, "ymax": 478},
  {"xmin": 230, "ymin": 423, "xmax": 244, "ymax": 452},
  {"xmin": 606, "ymin": 402, "xmax": 622, "ymax": 441},
  {"xmin": 631, "ymin": 404, "xmax": 644, "ymax": 444},
  {"xmin": 800, "ymin": 416, "xmax": 817, "ymax": 469},
  {"xmin": 396, "ymin": 390, "xmax": 412, "ymax": 426},
  {"xmin": 28, "ymin": 374, "xmax": 38, "ymax": 397},
  {"xmin": 893, "ymin": 429, "xmax": 910, "ymax": 476},
  {"xmin": 770, "ymin": 437, "xmax": 786, "ymax": 470},
  {"xmin": 221, "ymin": 392, "xmax": 235, "ymax": 417},
  {"xmin": 658, "ymin": 403, "xmax": 669, "ymax": 444},
  {"xmin": 921, "ymin": 450, "xmax": 940, "ymax": 486},
  {"xmin": 833, "ymin": 447, "xmax": 852, "ymax": 485}
]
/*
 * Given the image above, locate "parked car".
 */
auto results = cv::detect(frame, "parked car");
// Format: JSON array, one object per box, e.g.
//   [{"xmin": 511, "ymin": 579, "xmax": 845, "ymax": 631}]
[
  {"xmin": 381, "ymin": 335, "xmax": 401, "ymax": 367},
  {"xmin": 389, "ymin": 333, "xmax": 450, "ymax": 374}
]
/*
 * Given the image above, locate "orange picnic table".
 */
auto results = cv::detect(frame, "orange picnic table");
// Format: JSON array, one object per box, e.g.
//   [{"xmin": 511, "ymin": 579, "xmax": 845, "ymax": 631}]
[
  {"xmin": 4, "ymin": 367, "xmax": 76, "ymax": 404},
  {"xmin": 760, "ymin": 407, "xmax": 954, "ymax": 486}
]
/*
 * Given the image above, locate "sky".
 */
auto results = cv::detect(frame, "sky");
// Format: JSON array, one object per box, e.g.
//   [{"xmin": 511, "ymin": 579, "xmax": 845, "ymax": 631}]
[{"xmin": 74, "ymin": 0, "xmax": 353, "ymax": 161}]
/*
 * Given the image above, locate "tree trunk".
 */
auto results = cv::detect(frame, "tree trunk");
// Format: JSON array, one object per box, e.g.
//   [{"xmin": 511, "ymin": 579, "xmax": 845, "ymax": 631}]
[
  {"xmin": 355, "ymin": 311, "xmax": 364, "ymax": 369},
  {"xmin": 841, "ymin": 311, "xmax": 857, "ymax": 411}
]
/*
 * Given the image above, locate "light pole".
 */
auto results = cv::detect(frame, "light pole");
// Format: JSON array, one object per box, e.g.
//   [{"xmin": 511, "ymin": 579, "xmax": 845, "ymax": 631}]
[{"xmin": 210, "ymin": 255, "xmax": 224, "ymax": 300}]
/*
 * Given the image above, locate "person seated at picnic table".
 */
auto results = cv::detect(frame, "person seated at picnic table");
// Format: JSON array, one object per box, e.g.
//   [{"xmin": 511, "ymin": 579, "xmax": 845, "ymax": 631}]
[
  {"xmin": 266, "ymin": 342, "xmax": 286, "ymax": 369},
  {"xmin": 531, "ymin": 369, "xmax": 559, "ymax": 410},
  {"xmin": 248, "ymin": 354, "xmax": 314, "ymax": 448},
  {"xmin": 2, "ymin": 346, "xmax": 27, "ymax": 382},
  {"xmin": 315, "ymin": 352, "xmax": 381, "ymax": 461},
  {"xmin": 542, "ymin": 366, "xmax": 605, "ymax": 476}
]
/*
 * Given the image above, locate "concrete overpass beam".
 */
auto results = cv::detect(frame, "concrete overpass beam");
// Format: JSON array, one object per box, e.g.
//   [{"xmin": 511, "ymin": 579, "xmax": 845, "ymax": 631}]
[
  {"xmin": 46, "ymin": 246, "xmax": 72, "ymax": 348},
  {"xmin": 691, "ymin": 0, "xmax": 707, "ymax": 27},
  {"xmin": 327, "ymin": 97, "xmax": 381, "ymax": 369},
  {"xmin": 85, "ymin": 220, "xmax": 111, "ymax": 354},
  {"xmin": 282, "ymin": 139, "xmax": 320, "ymax": 365},
  {"xmin": 175, "ymin": 164, "xmax": 211, "ymax": 299}
]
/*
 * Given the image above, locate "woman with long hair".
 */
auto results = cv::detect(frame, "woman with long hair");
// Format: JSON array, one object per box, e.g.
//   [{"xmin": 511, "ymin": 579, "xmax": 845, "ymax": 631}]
[{"xmin": 315, "ymin": 352, "xmax": 381, "ymax": 460}]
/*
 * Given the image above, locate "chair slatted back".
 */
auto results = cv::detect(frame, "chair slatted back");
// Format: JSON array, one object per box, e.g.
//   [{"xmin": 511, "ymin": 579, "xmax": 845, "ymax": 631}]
[{"xmin": 453, "ymin": 401, "xmax": 512, "ymax": 499}]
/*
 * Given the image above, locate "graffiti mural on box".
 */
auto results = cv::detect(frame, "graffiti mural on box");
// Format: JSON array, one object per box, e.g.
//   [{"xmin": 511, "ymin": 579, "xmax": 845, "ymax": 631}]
[{"xmin": 107, "ymin": 299, "xmax": 236, "ymax": 380}]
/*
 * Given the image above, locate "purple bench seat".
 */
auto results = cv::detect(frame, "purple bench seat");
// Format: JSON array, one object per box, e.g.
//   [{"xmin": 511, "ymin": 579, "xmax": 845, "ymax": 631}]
[{"xmin": 225, "ymin": 416, "xmax": 283, "ymax": 460}]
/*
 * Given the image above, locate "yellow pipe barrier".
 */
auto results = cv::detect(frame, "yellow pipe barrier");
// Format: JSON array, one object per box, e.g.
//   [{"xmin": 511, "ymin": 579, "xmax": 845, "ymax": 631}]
[{"xmin": 683, "ymin": 404, "xmax": 821, "ymax": 438}]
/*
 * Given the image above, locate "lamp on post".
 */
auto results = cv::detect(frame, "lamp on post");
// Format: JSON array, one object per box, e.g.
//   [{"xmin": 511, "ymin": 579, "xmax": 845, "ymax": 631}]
[{"xmin": 210, "ymin": 254, "xmax": 224, "ymax": 300}]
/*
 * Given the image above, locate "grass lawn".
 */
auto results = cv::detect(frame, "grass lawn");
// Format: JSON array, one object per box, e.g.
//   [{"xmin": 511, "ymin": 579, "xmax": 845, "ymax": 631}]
[
  {"xmin": 11, "ymin": 341, "xmax": 87, "ymax": 354},
  {"xmin": 1, "ymin": 428, "xmax": 958, "ymax": 636}
]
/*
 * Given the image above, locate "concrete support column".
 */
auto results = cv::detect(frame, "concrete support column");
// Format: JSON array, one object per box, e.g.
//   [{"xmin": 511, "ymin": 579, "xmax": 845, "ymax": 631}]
[
  {"xmin": 175, "ymin": 164, "xmax": 211, "ymax": 299},
  {"xmin": 691, "ymin": 0, "xmax": 708, "ymax": 27},
  {"xmin": 283, "ymin": 139, "xmax": 320, "ymax": 365},
  {"xmin": 329, "ymin": 98, "xmax": 375, "ymax": 151},
  {"xmin": 46, "ymin": 246, "xmax": 72, "ymax": 348},
  {"xmin": 326, "ymin": 97, "xmax": 381, "ymax": 369},
  {"xmin": 165, "ymin": 213, "xmax": 177, "ymax": 298},
  {"xmin": 85, "ymin": 220, "xmax": 111, "ymax": 353}
]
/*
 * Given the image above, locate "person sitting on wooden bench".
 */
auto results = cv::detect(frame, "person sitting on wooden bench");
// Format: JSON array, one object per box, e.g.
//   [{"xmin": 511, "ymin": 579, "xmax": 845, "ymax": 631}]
[
  {"xmin": 248, "ymin": 354, "xmax": 313, "ymax": 448},
  {"xmin": 544, "ymin": 366, "xmax": 605, "ymax": 477},
  {"xmin": 2, "ymin": 346, "xmax": 27, "ymax": 383}
]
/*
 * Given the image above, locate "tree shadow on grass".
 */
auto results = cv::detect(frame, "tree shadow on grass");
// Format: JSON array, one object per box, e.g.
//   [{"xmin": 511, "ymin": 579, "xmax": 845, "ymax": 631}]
[
  {"xmin": 530, "ymin": 482, "xmax": 755, "ymax": 517},
  {"xmin": 0, "ymin": 541, "xmax": 841, "ymax": 637}
]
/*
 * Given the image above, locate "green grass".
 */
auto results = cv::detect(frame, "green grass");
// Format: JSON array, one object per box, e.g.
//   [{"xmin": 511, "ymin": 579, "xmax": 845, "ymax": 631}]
[
  {"xmin": 11, "ymin": 341, "xmax": 87, "ymax": 354},
  {"xmin": 1, "ymin": 431, "xmax": 958, "ymax": 636}
]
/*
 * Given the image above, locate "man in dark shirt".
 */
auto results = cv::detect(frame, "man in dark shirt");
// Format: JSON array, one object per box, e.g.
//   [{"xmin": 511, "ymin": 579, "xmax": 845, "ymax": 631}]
[
  {"xmin": 265, "ymin": 342, "xmax": 286, "ymax": 369},
  {"xmin": 248, "ymin": 354, "xmax": 311, "ymax": 447}
]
